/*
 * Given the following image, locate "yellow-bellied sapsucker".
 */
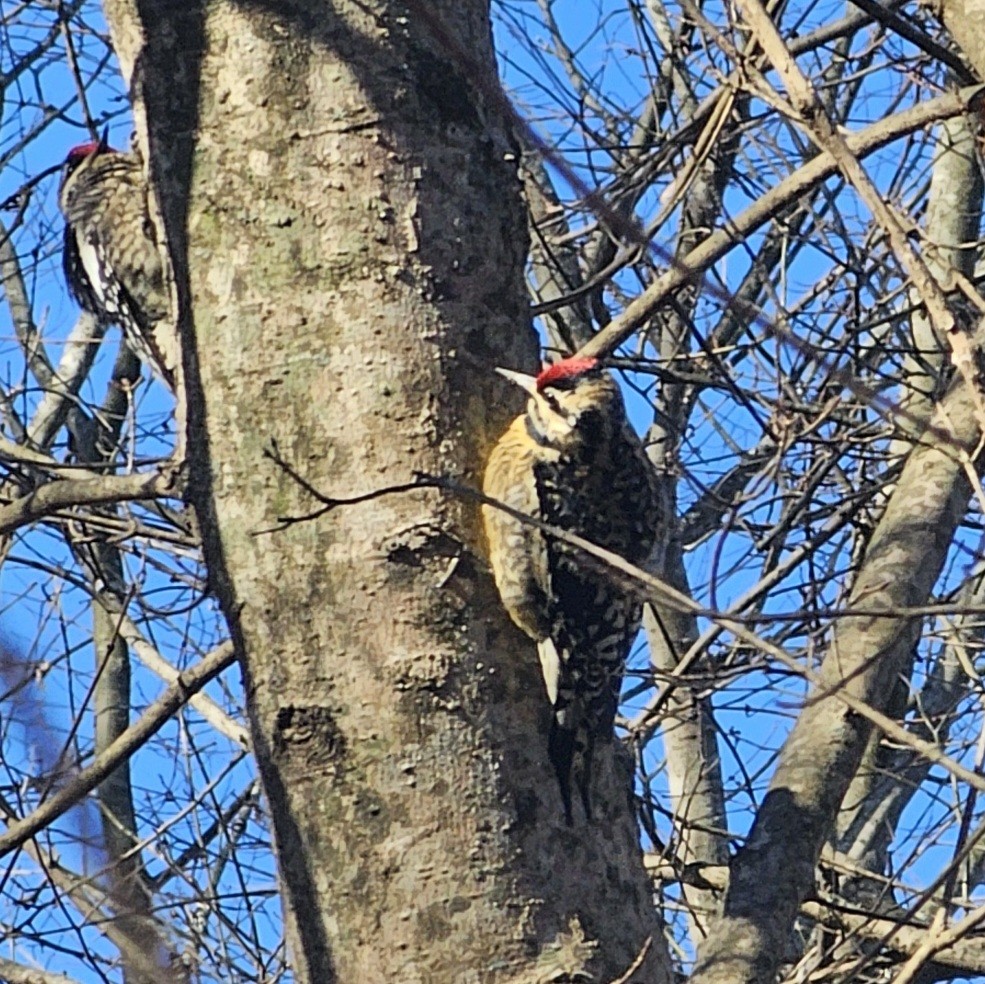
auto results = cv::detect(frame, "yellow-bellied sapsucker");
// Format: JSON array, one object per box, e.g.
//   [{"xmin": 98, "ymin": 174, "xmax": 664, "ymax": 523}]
[
  {"xmin": 482, "ymin": 356, "xmax": 660, "ymax": 823},
  {"xmin": 59, "ymin": 135, "xmax": 174, "ymax": 389}
]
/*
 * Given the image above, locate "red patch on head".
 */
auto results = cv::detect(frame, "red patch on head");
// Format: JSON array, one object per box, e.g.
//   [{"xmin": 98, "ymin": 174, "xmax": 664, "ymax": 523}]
[
  {"xmin": 66, "ymin": 141, "xmax": 112, "ymax": 164},
  {"xmin": 535, "ymin": 357, "xmax": 600, "ymax": 391}
]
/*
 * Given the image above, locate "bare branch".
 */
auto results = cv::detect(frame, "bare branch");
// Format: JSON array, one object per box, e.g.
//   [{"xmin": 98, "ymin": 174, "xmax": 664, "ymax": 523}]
[
  {"xmin": 0, "ymin": 467, "xmax": 182, "ymax": 536},
  {"xmin": 0, "ymin": 642, "xmax": 236, "ymax": 861}
]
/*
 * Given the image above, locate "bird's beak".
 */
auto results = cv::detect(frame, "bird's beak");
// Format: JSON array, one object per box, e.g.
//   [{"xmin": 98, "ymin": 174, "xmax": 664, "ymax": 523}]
[{"xmin": 495, "ymin": 366, "xmax": 538, "ymax": 397}]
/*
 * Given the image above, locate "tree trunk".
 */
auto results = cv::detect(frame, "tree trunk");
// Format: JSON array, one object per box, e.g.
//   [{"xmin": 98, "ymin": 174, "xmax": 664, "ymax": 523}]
[{"xmin": 100, "ymin": 2, "xmax": 672, "ymax": 981}]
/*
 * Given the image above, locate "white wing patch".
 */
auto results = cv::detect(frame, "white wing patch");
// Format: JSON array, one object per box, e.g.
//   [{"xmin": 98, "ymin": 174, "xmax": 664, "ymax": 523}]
[
  {"xmin": 75, "ymin": 234, "xmax": 110, "ymax": 308},
  {"xmin": 537, "ymin": 637, "xmax": 560, "ymax": 705}
]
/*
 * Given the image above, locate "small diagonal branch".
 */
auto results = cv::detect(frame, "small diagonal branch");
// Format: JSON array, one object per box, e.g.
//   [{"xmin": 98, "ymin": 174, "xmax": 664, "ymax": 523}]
[
  {"xmin": 259, "ymin": 440, "xmax": 428, "ymax": 531},
  {"xmin": 679, "ymin": 438, "xmax": 775, "ymax": 547},
  {"xmin": 262, "ymin": 443, "xmax": 985, "ymax": 818},
  {"xmin": 578, "ymin": 86, "xmax": 978, "ymax": 361},
  {"xmin": 0, "ymin": 641, "xmax": 236, "ymax": 861},
  {"xmin": 58, "ymin": 0, "xmax": 99, "ymax": 135},
  {"xmin": 0, "ymin": 434, "xmax": 99, "ymax": 480},
  {"xmin": 0, "ymin": 784, "xmax": 178, "ymax": 983},
  {"xmin": 608, "ymin": 937, "xmax": 652, "ymax": 984},
  {"xmin": 0, "ymin": 467, "xmax": 182, "ymax": 536},
  {"xmin": 112, "ymin": 610, "xmax": 249, "ymax": 747},
  {"xmin": 27, "ymin": 312, "xmax": 107, "ymax": 450},
  {"xmin": 0, "ymin": 218, "xmax": 55, "ymax": 389},
  {"xmin": 892, "ymin": 902, "xmax": 985, "ymax": 984},
  {"xmin": 646, "ymin": 858, "xmax": 985, "ymax": 978},
  {"xmin": 0, "ymin": 954, "xmax": 81, "ymax": 984},
  {"xmin": 522, "ymin": 149, "xmax": 594, "ymax": 351},
  {"xmin": 734, "ymin": 0, "xmax": 985, "ymax": 433}
]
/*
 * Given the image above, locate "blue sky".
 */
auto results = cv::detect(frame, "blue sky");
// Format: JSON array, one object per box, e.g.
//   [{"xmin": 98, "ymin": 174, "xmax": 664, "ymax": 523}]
[{"xmin": 2, "ymin": 1, "xmax": 984, "ymax": 980}]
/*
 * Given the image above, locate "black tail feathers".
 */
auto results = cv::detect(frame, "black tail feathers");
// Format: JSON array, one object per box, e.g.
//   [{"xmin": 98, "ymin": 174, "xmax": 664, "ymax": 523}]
[{"xmin": 548, "ymin": 714, "xmax": 600, "ymax": 824}]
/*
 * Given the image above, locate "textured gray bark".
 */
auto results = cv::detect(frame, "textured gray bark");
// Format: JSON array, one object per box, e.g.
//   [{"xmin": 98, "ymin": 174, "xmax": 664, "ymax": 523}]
[
  {"xmin": 101, "ymin": 2, "xmax": 672, "ymax": 982},
  {"xmin": 890, "ymin": 112, "xmax": 983, "ymax": 449},
  {"xmin": 836, "ymin": 109, "xmax": 983, "ymax": 877},
  {"xmin": 938, "ymin": 1, "xmax": 985, "ymax": 86}
]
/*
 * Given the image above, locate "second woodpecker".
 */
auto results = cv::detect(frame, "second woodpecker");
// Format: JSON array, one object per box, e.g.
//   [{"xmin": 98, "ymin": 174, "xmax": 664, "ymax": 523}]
[
  {"xmin": 482, "ymin": 356, "xmax": 660, "ymax": 822},
  {"xmin": 59, "ymin": 134, "xmax": 174, "ymax": 389}
]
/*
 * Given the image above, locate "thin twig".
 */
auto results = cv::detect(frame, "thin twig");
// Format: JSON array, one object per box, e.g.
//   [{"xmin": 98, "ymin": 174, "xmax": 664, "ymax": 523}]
[
  {"xmin": 608, "ymin": 936, "xmax": 652, "ymax": 984},
  {"xmin": 0, "ymin": 642, "xmax": 236, "ymax": 861}
]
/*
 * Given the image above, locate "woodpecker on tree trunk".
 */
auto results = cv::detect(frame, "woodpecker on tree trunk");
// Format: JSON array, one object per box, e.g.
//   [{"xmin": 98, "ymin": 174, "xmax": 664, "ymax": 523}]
[
  {"xmin": 59, "ymin": 134, "xmax": 175, "ymax": 390},
  {"xmin": 482, "ymin": 356, "xmax": 661, "ymax": 823}
]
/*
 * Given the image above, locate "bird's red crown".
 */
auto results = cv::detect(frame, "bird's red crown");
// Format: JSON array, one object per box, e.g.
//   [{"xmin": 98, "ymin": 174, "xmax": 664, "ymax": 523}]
[
  {"xmin": 536, "ymin": 357, "xmax": 600, "ymax": 391},
  {"xmin": 65, "ymin": 140, "xmax": 112, "ymax": 164}
]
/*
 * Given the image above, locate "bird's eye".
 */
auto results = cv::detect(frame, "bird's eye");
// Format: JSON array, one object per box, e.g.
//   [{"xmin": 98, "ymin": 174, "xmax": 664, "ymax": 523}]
[{"xmin": 544, "ymin": 376, "xmax": 579, "ymax": 392}]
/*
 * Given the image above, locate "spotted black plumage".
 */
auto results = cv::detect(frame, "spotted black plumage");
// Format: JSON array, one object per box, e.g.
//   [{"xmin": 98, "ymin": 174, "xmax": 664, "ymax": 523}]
[
  {"xmin": 482, "ymin": 357, "xmax": 660, "ymax": 822},
  {"xmin": 59, "ymin": 137, "xmax": 174, "ymax": 389}
]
